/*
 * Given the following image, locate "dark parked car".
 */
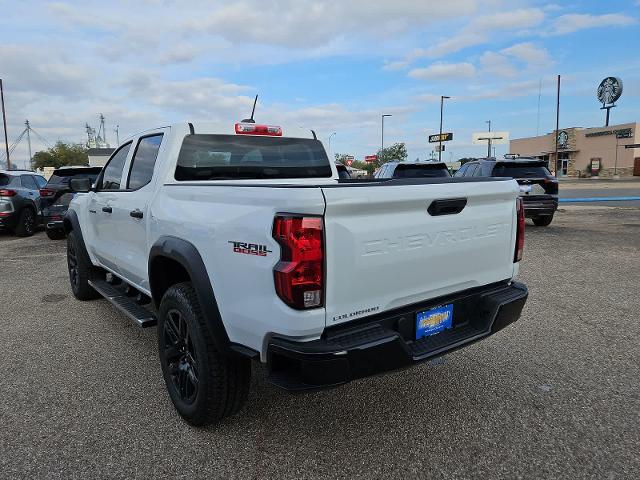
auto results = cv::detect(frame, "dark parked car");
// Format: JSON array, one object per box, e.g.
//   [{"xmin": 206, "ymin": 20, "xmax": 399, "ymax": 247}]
[
  {"xmin": 454, "ymin": 157, "xmax": 558, "ymax": 226},
  {"xmin": 40, "ymin": 166, "xmax": 101, "ymax": 239},
  {"xmin": 0, "ymin": 170, "xmax": 47, "ymax": 236},
  {"xmin": 375, "ymin": 161, "xmax": 451, "ymax": 179}
]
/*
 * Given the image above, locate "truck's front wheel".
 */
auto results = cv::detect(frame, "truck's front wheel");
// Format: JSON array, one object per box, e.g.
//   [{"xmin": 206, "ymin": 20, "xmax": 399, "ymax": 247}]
[{"xmin": 158, "ymin": 282, "xmax": 250, "ymax": 426}]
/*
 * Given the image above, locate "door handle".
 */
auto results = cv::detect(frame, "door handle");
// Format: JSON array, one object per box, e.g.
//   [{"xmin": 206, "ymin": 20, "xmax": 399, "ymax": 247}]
[
  {"xmin": 427, "ymin": 198, "xmax": 467, "ymax": 216},
  {"xmin": 129, "ymin": 209, "xmax": 144, "ymax": 219},
  {"xmin": 102, "ymin": 206, "xmax": 112, "ymax": 213},
  {"xmin": 89, "ymin": 209, "xmax": 97, "ymax": 213}
]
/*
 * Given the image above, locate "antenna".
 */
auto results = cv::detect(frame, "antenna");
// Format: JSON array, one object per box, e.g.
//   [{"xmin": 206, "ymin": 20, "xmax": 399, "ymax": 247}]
[{"xmin": 242, "ymin": 95, "xmax": 258, "ymax": 123}]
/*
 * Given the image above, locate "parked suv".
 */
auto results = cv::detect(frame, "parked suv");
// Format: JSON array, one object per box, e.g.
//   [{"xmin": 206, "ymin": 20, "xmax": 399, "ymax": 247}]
[
  {"xmin": 375, "ymin": 161, "xmax": 450, "ymax": 179},
  {"xmin": 0, "ymin": 170, "xmax": 47, "ymax": 236},
  {"xmin": 40, "ymin": 166, "xmax": 102, "ymax": 240},
  {"xmin": 455, "ymin": 157, "xmax": 558, "ymax": 226}
]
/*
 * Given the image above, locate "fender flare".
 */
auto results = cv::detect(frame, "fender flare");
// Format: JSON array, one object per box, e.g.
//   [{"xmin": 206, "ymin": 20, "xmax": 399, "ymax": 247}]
[
  {"xmin": 149, "ymin": 236, "xmax": 254, "ymax": 358},
  {"xmin": 63, "ymin": 210, "xmax": 92, "ymax": 265}
]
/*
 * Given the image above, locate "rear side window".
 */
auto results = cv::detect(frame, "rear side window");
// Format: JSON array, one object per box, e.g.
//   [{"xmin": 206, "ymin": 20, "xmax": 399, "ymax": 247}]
[
  {"xmin": 98, "ymin": 142, "xmax": 132, "ymax": 190},
  {"xmin": 493, "ymin": 163, "xmax": 550, "ymax": 178},
  {"xmin": 175, "ymin": 135, "xmax": 332, "ymax": 181},
  {"xmin": 21, "ymin": 175, "xmax": 38, "ymax": 189},
  {"xmin": 454, "ymin": 164, "xmax": 468, "ymax": 177},
  {"xmin": 128, "ymin": 134, "xmax": 163, "ymax": 189},
  {"xmin": 393, "ymin": 165, "xmax": 450, "ymax": 178},
  {"xmin": 33, "ymin": 175, "xmax": 47, "ymax": 188}
]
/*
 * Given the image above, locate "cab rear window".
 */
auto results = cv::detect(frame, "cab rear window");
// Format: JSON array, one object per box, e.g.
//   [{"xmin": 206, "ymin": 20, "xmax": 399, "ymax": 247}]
[
  {"xmin": 175, "ymin": 135, "xmax": 332, "ymax": 181},
  {"xmin": 493, "ymin": 162, "xmax": 550, "ymax": 178}
]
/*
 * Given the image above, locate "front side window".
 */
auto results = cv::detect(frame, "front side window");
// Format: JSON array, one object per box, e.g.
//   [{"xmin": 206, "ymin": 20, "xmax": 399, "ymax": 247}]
[
  {"xmin": 128, "ymin": 134, "xmax": 163, "ymax": 189},
  {"xmin": 175, "ymin": 135, "xmax": 332, "ymax": 181},
  {"xmin": 98, "ymin": 143, "xmax": 132, "ymax": 190}
]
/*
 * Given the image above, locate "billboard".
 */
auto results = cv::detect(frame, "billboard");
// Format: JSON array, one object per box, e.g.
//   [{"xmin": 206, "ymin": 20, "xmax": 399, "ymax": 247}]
[
  {"xmin": 472, "ymin": 132, "xmax": 509, "ymax": 145},
  {"xmin": 364, "ymin": 155, "xmax": 377, "ymax": 163}
]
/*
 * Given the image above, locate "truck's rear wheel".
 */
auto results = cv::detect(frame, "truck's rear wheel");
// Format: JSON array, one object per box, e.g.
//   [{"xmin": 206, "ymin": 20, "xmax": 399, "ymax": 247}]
[
  {"xmin": 67, "ymin": 231, "xmax": 100, "ymax": 300},
  {"xmin": 158, "ymin": 282, "xmax": 250, "ymax": 426}
]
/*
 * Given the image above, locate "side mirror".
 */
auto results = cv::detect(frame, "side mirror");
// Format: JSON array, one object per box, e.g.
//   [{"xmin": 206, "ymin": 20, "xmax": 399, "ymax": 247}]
[{"xmin": 69, "ymin": 177, "xmax": 92, "ymax": 193}]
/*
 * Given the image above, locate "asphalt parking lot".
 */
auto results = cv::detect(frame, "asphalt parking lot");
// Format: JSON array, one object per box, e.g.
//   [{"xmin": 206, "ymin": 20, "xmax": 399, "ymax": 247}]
[{"xmin": 1, "ymin": 207, "xmax": 639, "ymax": 479}]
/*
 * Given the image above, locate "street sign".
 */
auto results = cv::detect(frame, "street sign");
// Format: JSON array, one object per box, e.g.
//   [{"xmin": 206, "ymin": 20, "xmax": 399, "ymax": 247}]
[
  {"xmin": 429, "ymin": 132, "xmax": 453, "ymax": 143},
  {"xmin": 435, "ymin": 145, "xmax": 445, "ymax": 152},
  {"xmin": 346, "ymin": 159, "xmax": 353, "ymax": 166},
  {"xmin": 472, "ymin": 131, "xmax": 509, "ymax": 145},
  {"xmin": 624, "ymin": 144, "xmax": 640, "ymax": 149},
  {"xmin": 364, "ymin": 155, "xmax": 377, "ymax": 163}
]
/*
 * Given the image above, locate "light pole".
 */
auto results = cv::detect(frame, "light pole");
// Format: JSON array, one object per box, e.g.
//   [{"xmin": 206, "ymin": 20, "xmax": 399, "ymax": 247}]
[
  {"xmin": 328, "ymin": 132, "xmax": 336, "ymax": 156},
  {"xmin": 0, "ymin": 79, "xmax": 10, "ymax": 170},
  {"xmin": 438, "ymin": 96, "xmax": 450, "ymax": 162},
  {"xmin": 381, "ymin": 114, "xmax": 392, "ymax": 160},
  {"xmin": 486, "ymin": 120, "xmax": 492, "ymax": 158}
]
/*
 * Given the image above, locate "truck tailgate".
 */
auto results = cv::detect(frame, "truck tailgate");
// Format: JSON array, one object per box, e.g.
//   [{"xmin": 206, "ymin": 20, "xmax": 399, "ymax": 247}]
[{"xmin": 322, "ymin": 179, "xmax": 519, "ymax": 326}]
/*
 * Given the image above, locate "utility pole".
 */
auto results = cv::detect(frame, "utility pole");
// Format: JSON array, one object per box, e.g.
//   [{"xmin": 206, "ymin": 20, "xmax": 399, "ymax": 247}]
[
  {"xmin": 115, "ymin": 125, "xmax": 120, "ymax": 146},
  {"xmin": 439, "ymin": 96, "xmax": 450, "ymax": 162},
  {"xmin": 553, "ymin": 75, "xmax": 561, "ymax": 176},
  {"xmin": 25, "ymin": 120, "xmax": 32, "ymax": 170},
  {"xmin": 486, "ymin": 120, "xmax": 492, "ymax": 158},
  {"xmin": 381, "ymin": 114, "xmax": 392, "ymax": 160},
  {"xmin": 1, "ymin": 79, "xmax": 10, "ymax": 170}
]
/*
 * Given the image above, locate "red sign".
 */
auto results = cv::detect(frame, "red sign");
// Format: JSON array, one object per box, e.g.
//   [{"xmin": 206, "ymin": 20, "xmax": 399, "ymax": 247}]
[
  {"xmin": 346, "ymin": 159, "xmax": 353, "ymax": 167},
  {"xmin": 364, "ymin": 155, "xmax": 377, "ymax": 163}
]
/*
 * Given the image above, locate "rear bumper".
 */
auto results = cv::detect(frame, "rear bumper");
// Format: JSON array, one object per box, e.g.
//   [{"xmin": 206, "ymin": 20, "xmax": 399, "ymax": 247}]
[
  {"xmin": 45, "ymin": 219, "xmax": 64, "ymax": 230},
  {"xmin": 0, "ymin": 211, "xmax": 19, "ymax": 229},
  {"xmin": 267, "ymin": 281, "xmax": 528, "ymax": 391},
  {"xmin": 521, "ymin": 195, "xmax": 558, "ymax": 217}
]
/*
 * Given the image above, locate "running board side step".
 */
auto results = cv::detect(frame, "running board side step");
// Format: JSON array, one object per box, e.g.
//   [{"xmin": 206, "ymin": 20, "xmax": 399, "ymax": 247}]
[{"xmin": 88, "ymin": 279, "xmax": 157, "ymax": 328}]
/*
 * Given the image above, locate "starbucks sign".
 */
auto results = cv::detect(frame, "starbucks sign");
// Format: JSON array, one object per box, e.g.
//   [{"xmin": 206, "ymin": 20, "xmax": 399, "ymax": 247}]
[{"xmin": 596, "ymin": 77, "xmax": 623, "ymax": 105}]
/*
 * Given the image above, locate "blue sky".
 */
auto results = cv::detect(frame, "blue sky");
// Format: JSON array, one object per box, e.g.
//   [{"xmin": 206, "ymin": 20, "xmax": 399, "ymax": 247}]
[{"xmin": 1, "ymin": 0, "xmax": 639, "ymax": 169}]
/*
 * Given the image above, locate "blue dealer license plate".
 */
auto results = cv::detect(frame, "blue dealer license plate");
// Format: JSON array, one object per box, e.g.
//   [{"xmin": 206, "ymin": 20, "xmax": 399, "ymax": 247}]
[{"xmin": 416, "ymin": 304, "xmax": 453, "ymax": 340}]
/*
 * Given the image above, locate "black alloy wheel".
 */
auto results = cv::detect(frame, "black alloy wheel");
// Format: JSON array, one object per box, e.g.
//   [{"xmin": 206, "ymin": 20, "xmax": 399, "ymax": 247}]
[{"xmin": 162, "ymin": 309, "xmax": 199, "ymax": 404}]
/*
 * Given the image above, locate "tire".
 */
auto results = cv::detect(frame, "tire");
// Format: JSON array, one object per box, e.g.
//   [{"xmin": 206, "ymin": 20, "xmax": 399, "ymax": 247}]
[
  {"xmin": 46, "ymin": 228, "xmax": 66, "ymax": 240},
  {"xmin": 533, "ymin": 215, "xmax": 554, "ymax": 227},
  {"xmin": 67, "ymin": 230, "xmax": 100, "ymax": 300},
  {"xmin": 158, "ymin": 282, "xmax": 250, "ymax": 426},
  {"xmin": 14, "ymin": 208, "xmax": 36, "ymax": 237}
]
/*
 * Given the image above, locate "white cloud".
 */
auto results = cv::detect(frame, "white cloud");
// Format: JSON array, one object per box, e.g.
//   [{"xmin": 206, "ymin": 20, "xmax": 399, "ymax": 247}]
[
  {"xmin": 408, "ymin": 62, "xmax": 476, "ymax": 80},
  {"xmin": 548, "ymin": 13, "xmax": 637, "ymax": 35},
  {"xmin": 500, "ymin": 43, "xmax": 550, "ymax": 65},
  {"xmin": 425, "ymin": 8, "xmax": 545, "ymax": 58},
  {"xmin": 480, "ymin": 52, "xmax": 518, "ymax": 77},
  {"xmin": 188, "ymin": 0, "xmax": 477, "ymax": 49}
]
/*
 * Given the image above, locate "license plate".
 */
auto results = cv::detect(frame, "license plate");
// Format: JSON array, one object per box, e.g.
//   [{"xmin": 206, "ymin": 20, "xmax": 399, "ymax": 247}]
[{"xmin": 416, "ymin": 304, "xmax": 453, "ymax": 340}]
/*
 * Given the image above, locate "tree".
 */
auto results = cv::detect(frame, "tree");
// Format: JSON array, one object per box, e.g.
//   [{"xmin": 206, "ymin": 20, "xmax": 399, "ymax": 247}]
[
  {"xmin": 351, "ymin": 160, "xmax": 375, "ymax": 175},
  {"xmin": 32, "ymin": 142, "xmax": 89, "ymax": 170},
  {"xmin": 375, "ymin": 142, "xmax": 407, "ymax": 166},
  {"xmin": 334, "ymin": 153, "xmax": 352, "ymax": 165}
]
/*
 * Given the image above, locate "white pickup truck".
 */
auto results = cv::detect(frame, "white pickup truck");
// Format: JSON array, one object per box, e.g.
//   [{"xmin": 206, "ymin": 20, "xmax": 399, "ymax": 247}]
[{"xmin": 65, "ymin": 121, "xmax": 528, "ymax": 426}]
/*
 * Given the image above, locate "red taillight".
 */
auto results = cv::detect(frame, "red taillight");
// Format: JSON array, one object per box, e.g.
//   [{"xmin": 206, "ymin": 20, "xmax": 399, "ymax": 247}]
[
  {"xmin": 39, "ymin": 188, "xmax": 56, "ymax": 197},
  {"xmin": 235, "ymin": 123, "xmax": 282, "ymax": 136},
  {"xmin": 272, "ymin": 215, "xmax": 324, "ymax": 309},
  {"xmin": 514, "ymin": 198, "xmax": 525, "ymax": 262},
  {"xmin": 0, "ymin": 189, "xmax": 17, "ymax": 197}
]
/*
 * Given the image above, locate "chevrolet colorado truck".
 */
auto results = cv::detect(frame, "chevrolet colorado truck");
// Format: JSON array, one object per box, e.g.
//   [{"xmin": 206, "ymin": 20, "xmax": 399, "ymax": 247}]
[{"xmin": 65, "ymin": 121, "xmax": 528, "ymax": 426}]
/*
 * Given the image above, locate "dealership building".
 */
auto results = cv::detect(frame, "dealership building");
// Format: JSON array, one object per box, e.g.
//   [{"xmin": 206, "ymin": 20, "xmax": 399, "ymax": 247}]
[{"xmin": 510, "ymin": 122, "xmax": 639, "ymax": 177}]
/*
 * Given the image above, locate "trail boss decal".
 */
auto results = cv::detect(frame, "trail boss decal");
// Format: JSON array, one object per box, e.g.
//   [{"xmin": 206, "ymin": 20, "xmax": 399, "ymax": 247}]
[{"xmin": 228, "ymin": 241, "xmax": 272, "ymax": 257}]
